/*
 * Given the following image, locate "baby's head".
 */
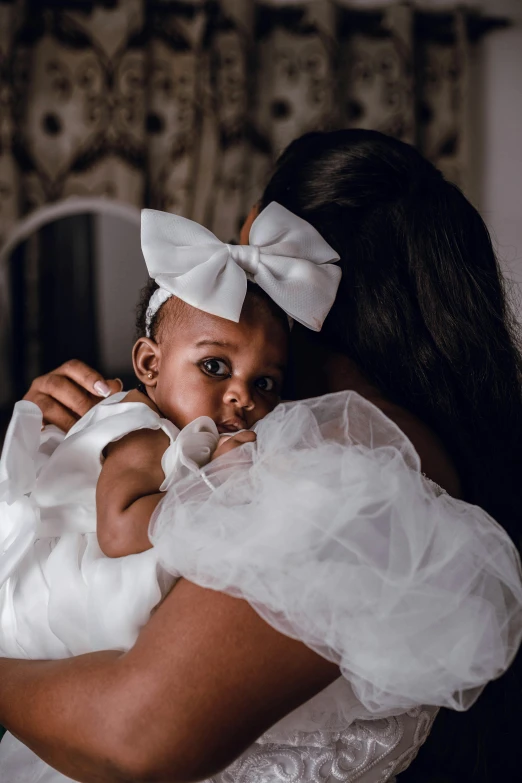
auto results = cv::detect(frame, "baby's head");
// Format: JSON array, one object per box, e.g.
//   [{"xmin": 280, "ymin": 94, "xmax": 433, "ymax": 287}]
[
  {"xmin": 135, "ymin": 201, "xmax": 341, "ymax": 432},
  {"xmin": 134, "ymin": 282, "xmax": 289, "ymax": 432}
]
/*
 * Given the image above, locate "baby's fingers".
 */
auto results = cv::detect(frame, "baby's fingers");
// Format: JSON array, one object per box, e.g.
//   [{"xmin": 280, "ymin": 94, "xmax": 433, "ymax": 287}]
[
  {"xmin": 223, "ymin": 431, "xmax": 257, "ymax": 446},
  {"xmin": 213, "ymin": 430, "xmax": 256, "ymax": 459}
]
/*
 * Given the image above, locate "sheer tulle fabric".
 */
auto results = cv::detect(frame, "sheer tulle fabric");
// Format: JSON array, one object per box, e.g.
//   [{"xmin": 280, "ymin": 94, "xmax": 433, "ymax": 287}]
[{"xmin": 150, "ymin": 391, "xmax": 522, "ymax": 718}]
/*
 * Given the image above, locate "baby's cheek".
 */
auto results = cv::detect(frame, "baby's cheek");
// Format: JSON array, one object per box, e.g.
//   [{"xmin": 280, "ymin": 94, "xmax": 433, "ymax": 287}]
[
  {"xmin": 165, "ymin": 382, "xmax": 220, "ymax": 429},
  {"xmin": 251, "ymin": 397, "xmax": 279, "ymax": 425}
]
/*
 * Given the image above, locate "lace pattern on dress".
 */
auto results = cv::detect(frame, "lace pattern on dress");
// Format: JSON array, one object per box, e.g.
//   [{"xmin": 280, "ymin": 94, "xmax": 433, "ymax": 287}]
[{"xmin": 207, "ymin": 708, "xmax": 438, "ymax": 783}]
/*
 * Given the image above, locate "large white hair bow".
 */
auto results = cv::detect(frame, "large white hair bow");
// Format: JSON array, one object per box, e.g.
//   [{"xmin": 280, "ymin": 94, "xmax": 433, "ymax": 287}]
[{"xmin": 141, "ymin": 202, "xmax": 341, "ymax": 335}]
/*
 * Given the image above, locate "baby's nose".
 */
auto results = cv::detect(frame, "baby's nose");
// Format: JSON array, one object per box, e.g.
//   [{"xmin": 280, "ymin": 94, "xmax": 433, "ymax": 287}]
[{"xmin": 223, "ymin": 381, "xmax": 255, "ymax": 411}]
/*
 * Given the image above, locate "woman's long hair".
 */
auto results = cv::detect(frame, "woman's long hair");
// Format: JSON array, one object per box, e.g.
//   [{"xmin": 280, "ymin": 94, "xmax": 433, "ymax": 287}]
[{"xmin": 260, "ymin": 129, "xmax": 522, "ymax": 783}]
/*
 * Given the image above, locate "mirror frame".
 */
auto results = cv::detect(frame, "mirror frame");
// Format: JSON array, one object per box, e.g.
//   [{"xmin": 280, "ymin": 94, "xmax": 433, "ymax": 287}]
[
  {"xmin": 0, "ymin": 198, "xmax": 141, "ymax": 407},
  {"xmin": 0, "ymin": 197, "xmax": 141, "ymax": 265}
]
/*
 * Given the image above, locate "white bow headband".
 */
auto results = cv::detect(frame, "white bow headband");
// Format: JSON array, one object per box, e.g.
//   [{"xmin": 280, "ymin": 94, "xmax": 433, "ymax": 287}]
[{"xmin": 141, "ymin": 202, "xmax": 341, "ymax": 336}]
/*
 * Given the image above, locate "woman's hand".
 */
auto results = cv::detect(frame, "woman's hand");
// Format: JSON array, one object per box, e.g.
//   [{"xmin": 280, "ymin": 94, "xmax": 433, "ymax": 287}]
[
  {"xmin": 23, "ymin": 360, "xmax": 123, "ymax": 432},
  {"xmin": 211, "ymin": 430, "xmax": 256, "ymax": 461}
]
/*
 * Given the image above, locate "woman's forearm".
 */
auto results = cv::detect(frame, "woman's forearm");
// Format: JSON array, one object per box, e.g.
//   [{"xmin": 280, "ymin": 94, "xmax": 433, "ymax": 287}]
[
  {"xmin": 0, "ymin": 652, "xmax": 140, "ymax": 783},
  {"xmin": 0, "ymin": 581, "xmax": 339, "ymax": 783}
]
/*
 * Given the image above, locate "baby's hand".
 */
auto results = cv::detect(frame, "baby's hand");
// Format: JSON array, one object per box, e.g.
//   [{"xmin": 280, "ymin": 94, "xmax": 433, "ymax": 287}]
[{"xmin": 211, "ymin": 431, "xmax": 256, "ymax": 461}]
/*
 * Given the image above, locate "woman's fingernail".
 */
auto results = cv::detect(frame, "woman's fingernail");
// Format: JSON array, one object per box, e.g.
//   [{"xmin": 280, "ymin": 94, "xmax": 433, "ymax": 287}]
[{"xmin": 93, "ymin": 380, "xmax": 111, "ymax": 398}]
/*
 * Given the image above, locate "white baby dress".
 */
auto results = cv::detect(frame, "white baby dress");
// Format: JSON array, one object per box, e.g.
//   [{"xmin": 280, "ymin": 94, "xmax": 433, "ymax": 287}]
[
  {"xmin": 0, "ymin": 391, "xmax": 218, "ymax": 658},
  {"xmin": 1, "ymin": 390, "xmax": 522, "ymax": 782}
]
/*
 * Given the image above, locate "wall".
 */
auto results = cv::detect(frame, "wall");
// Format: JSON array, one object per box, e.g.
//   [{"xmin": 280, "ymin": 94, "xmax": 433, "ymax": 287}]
[
  {"xmin": 94, "ymin": 213, "xmax": 147, "ymax": 383},
  {"xmin": 474, "ymin": 0, "xmax": 522, "ymax": 320}
]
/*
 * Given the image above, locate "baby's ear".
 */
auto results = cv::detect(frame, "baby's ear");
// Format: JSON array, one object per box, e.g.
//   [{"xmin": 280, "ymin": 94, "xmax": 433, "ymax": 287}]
[{"xmin": 133, "ymin": 337, "xmax": 161, "ymax": 390}]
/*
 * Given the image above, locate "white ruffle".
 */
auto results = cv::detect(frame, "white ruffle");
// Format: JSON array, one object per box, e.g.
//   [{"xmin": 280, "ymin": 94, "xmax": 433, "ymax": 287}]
[
  {"xmin": 150, "ymin": 391, "xmax": 522, "ymax": 719},
  {"xmin": 0, "ymin": 395, "xmax": 185, "ymax": 658},
  {"xmin": 160, "ymin": 416, "xmax": 219, "ymax": 491}
]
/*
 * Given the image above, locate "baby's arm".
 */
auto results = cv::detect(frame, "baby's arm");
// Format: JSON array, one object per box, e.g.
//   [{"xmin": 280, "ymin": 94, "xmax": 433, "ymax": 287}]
[{"xmin": 96, "ymin": 428, "xmax": 170, "ymax": 558}]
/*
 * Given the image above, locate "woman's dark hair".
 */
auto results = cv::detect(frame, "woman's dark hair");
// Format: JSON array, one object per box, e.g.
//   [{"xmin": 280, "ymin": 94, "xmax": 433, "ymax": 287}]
[{"xmin": 260, "ymin": 129, "xmax": 522, "ymax": 783}]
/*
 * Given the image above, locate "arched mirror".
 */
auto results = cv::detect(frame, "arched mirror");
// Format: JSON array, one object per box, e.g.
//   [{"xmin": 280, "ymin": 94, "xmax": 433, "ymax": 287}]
[{"xmin": 0, "ymin": 198, "xmax": 146, "ymax": 411}]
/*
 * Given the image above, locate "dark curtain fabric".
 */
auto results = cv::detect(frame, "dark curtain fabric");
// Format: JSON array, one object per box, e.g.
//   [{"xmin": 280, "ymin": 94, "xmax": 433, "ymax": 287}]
[{"xmin": 0, "ymin": 0, "xmax": 477, "ymax": 248}]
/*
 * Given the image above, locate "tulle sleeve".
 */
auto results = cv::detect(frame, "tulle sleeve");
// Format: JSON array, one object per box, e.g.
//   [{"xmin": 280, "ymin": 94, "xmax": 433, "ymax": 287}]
[{"xmin": 149, "ymin": 391, "xmax": 522, "ymax": 717}]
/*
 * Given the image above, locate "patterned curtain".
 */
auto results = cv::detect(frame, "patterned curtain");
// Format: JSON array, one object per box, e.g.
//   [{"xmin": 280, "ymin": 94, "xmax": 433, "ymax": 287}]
[{"xmin": 0, "ymin": 0, "xmax": 479, "ymax": 248}]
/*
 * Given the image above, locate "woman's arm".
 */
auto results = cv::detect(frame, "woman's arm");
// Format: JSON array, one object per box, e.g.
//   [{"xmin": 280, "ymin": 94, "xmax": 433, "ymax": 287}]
[
  {"xmin": 0, "ymin": 580, "xmax": 339, "ymax": 783},
  {"xmin": 96, "ymin": 428, "xmax": 169, "ymax": 557}
]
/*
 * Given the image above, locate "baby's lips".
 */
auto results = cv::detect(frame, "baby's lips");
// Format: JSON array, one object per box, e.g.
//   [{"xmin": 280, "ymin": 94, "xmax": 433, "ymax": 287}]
[{"xmin": 217, "ymin": 418, "xmax": 247, "ymax": 434}]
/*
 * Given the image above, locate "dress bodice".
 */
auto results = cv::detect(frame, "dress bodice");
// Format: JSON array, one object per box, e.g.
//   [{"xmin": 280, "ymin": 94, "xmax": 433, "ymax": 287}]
[{"xmin": 207, "ymin": 707, "xmax": 438, "ymax": 783}]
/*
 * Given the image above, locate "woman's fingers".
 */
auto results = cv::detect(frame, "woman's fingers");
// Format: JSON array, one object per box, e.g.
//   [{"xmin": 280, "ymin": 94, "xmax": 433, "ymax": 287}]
[
  {"xmin": 23, "ymin": 360, "xmax": 124, "ymax": 431},
  {"xmin": 30, "ymin": 392, "xmax": 79, "ymax": 432},
  {"xmin": 55, "ymin": 360, "xmax": 122, "ymax": 398},
  {"xmin": 38, "ymin": 373, "xmax": 102, "ymax": 418}
]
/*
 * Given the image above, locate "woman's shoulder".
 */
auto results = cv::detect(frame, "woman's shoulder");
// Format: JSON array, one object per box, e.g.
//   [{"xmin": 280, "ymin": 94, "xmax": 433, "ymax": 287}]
[
  {"xmin": 276, "ymin": 386, "xmax": 461, "ymax": 500},
  {"xmin": 367, "ymin": 395, "xmax": 462, "ymax": 499},
  {"xmin": 314, "ymin": 353, "xmax": 462, "ymax": 498}
]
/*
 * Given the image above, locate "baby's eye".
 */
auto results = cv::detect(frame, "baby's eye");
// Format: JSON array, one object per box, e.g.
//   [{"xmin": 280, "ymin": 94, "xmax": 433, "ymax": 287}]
[
  {"xmin": 255, "ymin": 376, "xmax": 276, "ymax": 393},
  {"xmin": 201, "ymin": 358, "xmax": 229, "ymax": 377}
]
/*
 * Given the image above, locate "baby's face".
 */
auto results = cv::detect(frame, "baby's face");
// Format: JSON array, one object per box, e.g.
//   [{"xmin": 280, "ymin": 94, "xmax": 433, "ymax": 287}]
[{"xmin": 137, "ymin": 296, "xmax": 288, "ymax": 432}]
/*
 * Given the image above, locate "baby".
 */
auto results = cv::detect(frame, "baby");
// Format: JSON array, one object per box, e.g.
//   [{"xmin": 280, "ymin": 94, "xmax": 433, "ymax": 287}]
[
  {"xmin": 0, "ymin": 202, "xmax": 340, "ymax": 659},
  {"xmin": 96, "ymin": 283, "xmax": 289, "ymax": 558}
]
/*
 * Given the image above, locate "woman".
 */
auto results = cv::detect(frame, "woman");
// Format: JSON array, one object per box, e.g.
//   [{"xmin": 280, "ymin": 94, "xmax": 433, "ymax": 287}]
[{"xmin": 1, "ymin": 129, "xmax": 521, "ymax": 783}]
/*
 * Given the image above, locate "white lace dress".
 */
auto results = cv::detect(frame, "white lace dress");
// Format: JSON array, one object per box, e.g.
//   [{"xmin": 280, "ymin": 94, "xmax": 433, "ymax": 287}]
[
  {"xmin": 210, "ymin": 705, "xmax": 438, "ymax": 783},
  {"xmin": 0, "ymin": 391, "xmax": 521, "ymax": 782}
]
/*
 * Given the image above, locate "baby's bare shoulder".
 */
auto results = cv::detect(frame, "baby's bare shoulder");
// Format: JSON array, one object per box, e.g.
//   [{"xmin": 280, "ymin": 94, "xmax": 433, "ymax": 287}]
[{"xmin": 123, "ymin": 388, "xmax": 160, "ymax": 412}]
